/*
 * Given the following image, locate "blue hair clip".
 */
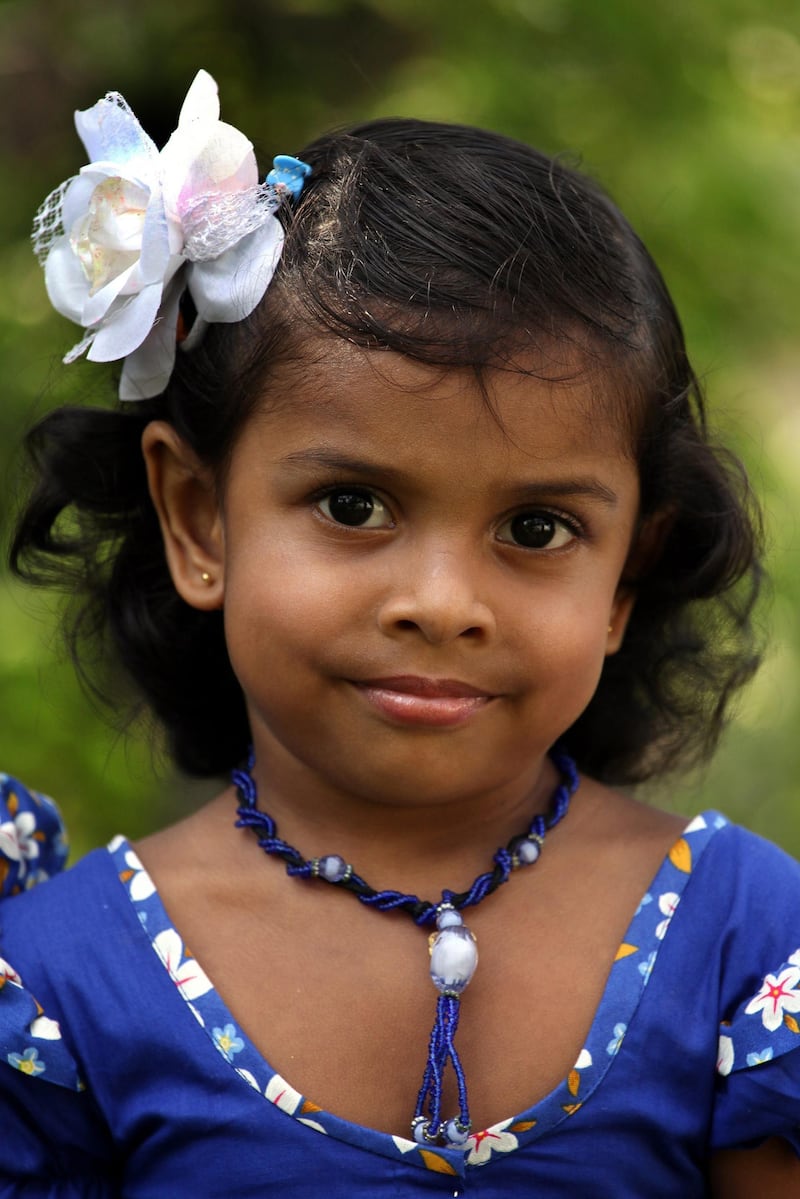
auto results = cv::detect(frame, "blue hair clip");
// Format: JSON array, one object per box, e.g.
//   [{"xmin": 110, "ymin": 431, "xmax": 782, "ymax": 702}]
[{"xmin": 267, "ymin": 154, "xmax": 312, "ymax": 200}]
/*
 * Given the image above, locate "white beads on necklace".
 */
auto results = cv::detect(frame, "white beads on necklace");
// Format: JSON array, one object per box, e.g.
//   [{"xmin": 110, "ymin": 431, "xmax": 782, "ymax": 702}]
[
  {"xmin": 310, "ymin": 854, "xmax": 351, "ymax": 883},
  {"xmin": 429, "ymin": 905, "xmax": 478, "ymax": 996},
  {"xmin": 510, "ymin": 832, "xmax": 543, "ymax": 868}
]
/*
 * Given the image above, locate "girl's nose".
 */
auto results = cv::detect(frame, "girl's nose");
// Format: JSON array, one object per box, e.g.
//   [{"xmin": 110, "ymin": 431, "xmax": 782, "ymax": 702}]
[{"xmin": 376, "ymin": 548, "xmax": 497, "ymax": 645}]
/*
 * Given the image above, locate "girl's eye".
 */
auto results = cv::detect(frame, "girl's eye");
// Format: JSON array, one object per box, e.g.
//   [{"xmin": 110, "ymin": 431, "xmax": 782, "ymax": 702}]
[
  {"xmin": 498, "ymin": 511, "xmax": 577, "ymax": 550},
  {"xmin": 317, "ymin": 488, "xmax": 391, "ymax": 528}
]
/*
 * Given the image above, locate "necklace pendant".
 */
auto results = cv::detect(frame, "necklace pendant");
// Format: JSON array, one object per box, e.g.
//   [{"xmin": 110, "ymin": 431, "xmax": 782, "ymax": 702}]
[
  {"xmin": 429, "ymin": 925, "xmax": 478, "ymax": 994},
  {"xmin": 429, "ymin": 906, "xmax": 478, "ymax": 995}
]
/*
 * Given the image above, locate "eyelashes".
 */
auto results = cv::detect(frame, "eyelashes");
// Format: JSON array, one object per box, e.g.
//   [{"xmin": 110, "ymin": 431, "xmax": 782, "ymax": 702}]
[{"xmin": 313, "ymin": 486, "xmax": 582, "ymax": 550}]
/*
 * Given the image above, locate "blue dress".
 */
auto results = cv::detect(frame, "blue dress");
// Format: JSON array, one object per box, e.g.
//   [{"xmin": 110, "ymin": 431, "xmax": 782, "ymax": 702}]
[{"xmin": 2, "ymin": 772, "xmax": 800, "ymax": 1196}]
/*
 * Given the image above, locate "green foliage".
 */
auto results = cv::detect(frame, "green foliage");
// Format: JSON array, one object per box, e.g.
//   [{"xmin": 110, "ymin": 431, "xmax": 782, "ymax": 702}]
[{"xmin": 1, "ymin": 0, "xmax": 799, "ymax": 854}]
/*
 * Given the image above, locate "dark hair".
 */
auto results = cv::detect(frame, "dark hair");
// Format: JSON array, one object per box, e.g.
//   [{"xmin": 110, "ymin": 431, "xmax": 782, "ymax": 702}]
[{"xmin": 10, "ymin": 118, "xmax": 763, "ymax": 782}]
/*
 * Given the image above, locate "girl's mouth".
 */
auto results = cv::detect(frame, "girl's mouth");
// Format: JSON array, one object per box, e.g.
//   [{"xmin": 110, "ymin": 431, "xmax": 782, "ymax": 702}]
[{"xmin": 352, "ymin": 676, "xmax": 494, "ymax": 727}]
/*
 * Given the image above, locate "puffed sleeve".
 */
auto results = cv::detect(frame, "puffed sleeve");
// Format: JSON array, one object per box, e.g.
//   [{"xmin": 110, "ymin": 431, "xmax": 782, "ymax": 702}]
[
  {"xmin": 0, "ymin": 773, "xmax": 69, "ymax": 897},
  {"xmin": 713, "ymin": 949, "xmax": 800, "ymax": 1153},
  {"xmin": 0, "ymin": 776, "xmax": 117, "ymax": 1194}
]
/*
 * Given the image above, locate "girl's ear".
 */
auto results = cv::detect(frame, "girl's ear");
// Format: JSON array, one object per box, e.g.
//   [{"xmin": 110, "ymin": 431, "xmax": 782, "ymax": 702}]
[
  {"xmin": 141, "ymin": 421, "xmax": 224, "ymax": 611},
  {"xmin": 606, "ymin": 589, "xmax": 635, "ymax": 655},
  {"xmin": 606, "ymin": 509, "xmax": 673, "ymax": 655}
]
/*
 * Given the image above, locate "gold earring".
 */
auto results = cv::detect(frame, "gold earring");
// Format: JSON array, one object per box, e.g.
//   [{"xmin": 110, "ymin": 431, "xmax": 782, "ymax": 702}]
[
  {"xmin": 201, "ymin": 571, "xmax": 212, "ymax": 585},
  {"xmin": 608, "ymin": 625, "xmax": 613, "ymax": 634}
]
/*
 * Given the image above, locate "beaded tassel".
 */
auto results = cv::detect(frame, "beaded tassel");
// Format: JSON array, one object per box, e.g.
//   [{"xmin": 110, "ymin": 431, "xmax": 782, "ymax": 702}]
[
  {"xmin": 412, "ymin": 904, "xmax": 476, "ymax": 1146},
  {"xmin": 232, "ymin": 747, "xmax": 580, "ymax": 1149}
]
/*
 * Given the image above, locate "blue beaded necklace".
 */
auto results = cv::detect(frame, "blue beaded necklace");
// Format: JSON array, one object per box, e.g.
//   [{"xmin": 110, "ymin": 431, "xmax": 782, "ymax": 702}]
[{"xmin": 232, "ymin": 746, "xmax": 579, "ymax": 1149}]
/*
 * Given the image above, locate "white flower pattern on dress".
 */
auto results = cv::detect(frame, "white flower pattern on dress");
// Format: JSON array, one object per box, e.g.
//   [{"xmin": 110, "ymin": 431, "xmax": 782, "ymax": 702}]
[
  {"xmin": 29, "ymin": 1015, "xmax": 62, "ymax": 1041},
  {"xmin": 744, "ymin": 965, "xmax": 800, "ymax": 1032},
  {"xmin": 123, "ymin": 848, "xmax": 156, "ymax": 901},
  {"xmin": 0, "ymin": 810, "xmax": 40, "ymax": 879},
  {"xmin": 717, "ymin": 1034, "xmax": 735, "ymax": 1075},
  {"xmin": 0, "ymin": 957, "xmax": 23, "ymax": 987},
  {"xmin": 655, "ymin": 892, "xmax": 680, "ymax": 940},
  {"xmin": 152, "ymin": 929, "xmax": 213, "ymax": 1001},
  {"xmin": 466, "ymin": 1118, "xmax": 519, "ymax": 1164},
  {"xmin": 265, "ymin": 1072, "xmax": 303, "ymax": 1116}
]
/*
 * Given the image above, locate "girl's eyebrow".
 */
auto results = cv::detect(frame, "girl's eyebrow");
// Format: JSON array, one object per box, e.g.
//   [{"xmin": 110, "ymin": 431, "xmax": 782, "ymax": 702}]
[
  {"xmin": 280, "ymin": 447, "xmax": 619, "ymax": 506},
  {"xmin": 281, "ymin": 448, "xmax": 402, "ymax": 480},
  {"xmin": 510, "ymin": 479, "xmax": 620, "ymax": 507}
]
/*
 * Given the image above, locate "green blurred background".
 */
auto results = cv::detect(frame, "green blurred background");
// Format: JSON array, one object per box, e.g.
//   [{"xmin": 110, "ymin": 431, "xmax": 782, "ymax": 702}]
[{"xmin": 1, "ymin": 0, "xmax": 798, "ymax": 860}]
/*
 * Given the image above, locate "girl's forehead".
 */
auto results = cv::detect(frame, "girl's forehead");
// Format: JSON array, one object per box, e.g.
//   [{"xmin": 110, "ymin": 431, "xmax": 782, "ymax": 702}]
[{"xmin": 253, "ymin": 343, "xmax": 635, "ymax": 463}]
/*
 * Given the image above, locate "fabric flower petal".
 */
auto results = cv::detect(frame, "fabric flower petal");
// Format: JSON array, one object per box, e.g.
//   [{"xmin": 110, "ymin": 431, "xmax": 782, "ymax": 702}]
[
  {"xmin": 188, "ymin": 218, "xmax": 283, "ymax": 322},
  {"xmin": 137, "ymin": 193, "xmax": 174, "ymax": 286},
  {"xmin": 74, "ymin": 95, "xmax": 158, "ymax": 170},
  {"xmin": 161, "ymin": 124, "xmax": 257, "ymax": 219},
  {"xmin": 44, "ymin": 238, "xmax": 93, "ymax": 322},
  {"xmin": 118, "ymin": 278, "xmax": 182, "ymax": 400},
  {"xmin": 60, "ymin": 173, "xmax": 103, "ymax": 232},
  {"xmin": 88, "ymin": 282, "xmax": 165, "ymax": 362},
  {"xmin": 177, "ymin": 69, "xmax": 221, "ymax": 128},
  {"xmin": 80, "ymin": 263, "xmax": 140, "ymax": 326},
  {"xmin": 164, "ymin": 70, "xmax": 257, "ymax": 212}
]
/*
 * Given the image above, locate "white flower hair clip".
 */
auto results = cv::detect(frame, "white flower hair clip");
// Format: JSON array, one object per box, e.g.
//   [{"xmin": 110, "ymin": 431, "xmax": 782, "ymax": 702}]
[{"xmin": 32, "ymin": 69, "xmax": 310, "ymax": 400}]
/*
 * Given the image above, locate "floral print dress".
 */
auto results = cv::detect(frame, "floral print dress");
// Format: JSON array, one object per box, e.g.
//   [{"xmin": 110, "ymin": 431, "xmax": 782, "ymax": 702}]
[{"xmin": 1, "ymin": 772, "xmax": 800, "ymax": 1197}]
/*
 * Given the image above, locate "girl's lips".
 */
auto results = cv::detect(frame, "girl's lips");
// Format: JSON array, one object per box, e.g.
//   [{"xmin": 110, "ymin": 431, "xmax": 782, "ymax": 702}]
[{"xmin": 352, "ymin": 677, "xmax": 494, "ymax": 727}]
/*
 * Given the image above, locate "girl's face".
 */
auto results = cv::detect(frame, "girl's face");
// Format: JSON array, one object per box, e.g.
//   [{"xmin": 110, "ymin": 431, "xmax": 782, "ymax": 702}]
[{"xmin": 153, "ymin": 344, "xmax": 641, "ymax": 810}]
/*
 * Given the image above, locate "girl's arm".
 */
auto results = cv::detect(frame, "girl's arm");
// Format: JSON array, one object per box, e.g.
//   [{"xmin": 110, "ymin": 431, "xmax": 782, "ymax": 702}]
[{"xmin": 710, "ymin": 1138, "xmax": 800, "ymax": 1195}]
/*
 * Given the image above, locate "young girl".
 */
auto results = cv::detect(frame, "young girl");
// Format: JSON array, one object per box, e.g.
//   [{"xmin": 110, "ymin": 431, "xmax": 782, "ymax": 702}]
[{"xmin": 2, "ymin": 70, "xmax": 798, "ymax": 1196}]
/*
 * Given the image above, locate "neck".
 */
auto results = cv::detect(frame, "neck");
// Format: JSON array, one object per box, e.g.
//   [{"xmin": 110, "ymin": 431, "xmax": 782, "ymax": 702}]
[{"xmin": 234, "ymin": 742, "xmax": 573, "ymax": 901}]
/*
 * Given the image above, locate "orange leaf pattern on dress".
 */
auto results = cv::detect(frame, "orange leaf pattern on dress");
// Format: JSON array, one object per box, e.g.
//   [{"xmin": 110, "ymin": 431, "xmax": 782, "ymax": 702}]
[
  {"xmin": 668, "ymin": 838, "xmax": 692, "ymax": 873},
  {"xmin": 419, "ymin": 1149, "xmax": 458, "ymax": 1174}
]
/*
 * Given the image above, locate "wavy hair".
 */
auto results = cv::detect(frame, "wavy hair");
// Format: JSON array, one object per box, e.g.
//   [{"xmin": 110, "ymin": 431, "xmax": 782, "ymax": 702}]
[{"xmin": 10, "ymin": 118, "xmax": 763, "ymax": 780}]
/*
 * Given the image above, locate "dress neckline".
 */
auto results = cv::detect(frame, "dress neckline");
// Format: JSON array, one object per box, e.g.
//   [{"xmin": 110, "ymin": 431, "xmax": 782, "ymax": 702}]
[{"xmin": 107, "ymin": 812, "xmax": 728, "ymax": 1178}]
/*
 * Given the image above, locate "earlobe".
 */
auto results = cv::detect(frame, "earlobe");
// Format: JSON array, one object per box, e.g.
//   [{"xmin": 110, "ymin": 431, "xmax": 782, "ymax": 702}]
[
  {"xmin": 606, "ymin": 509, "xmax": 672, "ymax": 655},
  {"xmin": 141, "ymin": 421, "xmax": 225, "ymax": 611},
  {"xmin": 606, "ymin": 590, "xmax": 636, "ymax": 655}
]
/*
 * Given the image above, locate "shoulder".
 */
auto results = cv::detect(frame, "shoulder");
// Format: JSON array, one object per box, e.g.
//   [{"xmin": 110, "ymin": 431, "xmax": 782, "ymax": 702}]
[
  {"xmin": 0, "ymin": 780, "xmax": 118, "ymax": 1185},
  {"xmin": 0, "ymin": 772, "xmax": 104, "ymax": 1098},
  {"xmin": 689, "ymin": 815, "xmax": 800, "ymax": 931},
  {"xmin": 0, "ymin": 775, "xmax": 122, "ymax": 1092},
  {"xmin": 701, "ymin": 817, "xmax": 800, "ymax": 1028},
  {"xmin": 662, "ymin": 814, "xmax": 800, "ymax": 993},
  {"xmin": 676, "ymin": 816, "xmax": 800, "ymax": 1156}
]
